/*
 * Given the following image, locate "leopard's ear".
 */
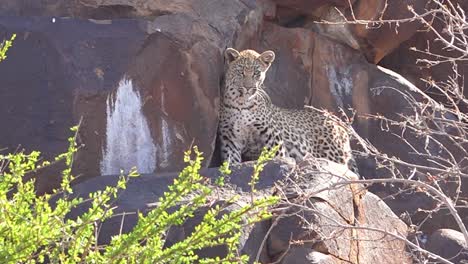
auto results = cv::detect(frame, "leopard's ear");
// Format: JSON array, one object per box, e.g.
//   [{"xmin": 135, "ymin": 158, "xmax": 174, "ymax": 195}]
[
  {"xmin": 259, "ymin": 50, "xmax": 275, "ymax": 65},
  {"xmin": 225, "ymin": 48, "xmax": 240, "ymax": 63}
]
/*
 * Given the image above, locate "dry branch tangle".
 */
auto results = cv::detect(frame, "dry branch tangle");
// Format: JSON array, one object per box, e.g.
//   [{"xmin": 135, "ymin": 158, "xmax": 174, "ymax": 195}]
[{"xmin": 269, "ymin": 158, "xmax": 411, "ymax": 263}]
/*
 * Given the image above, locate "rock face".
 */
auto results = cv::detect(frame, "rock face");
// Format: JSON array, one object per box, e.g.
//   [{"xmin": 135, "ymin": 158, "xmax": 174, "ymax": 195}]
[
  {"xmin": 1, "ymin": 1, "xmax": 467, "ymax": 261},
  {"xmin": 0, "ymin": 1, "xmax": 264, "ymax": 193},
  {"xmin": 344, "ymin": 0, "xmax": 429, "ymax": 63},
  {"xmin": 68, "ymin": 158, "xmax": 409, "ymax": 263},
  {"xmin": 426, "ymin": 229, "xmax": 468, "ymax": 263},
  {"xmin": 0, "ymin": 0, "xmax": 462, "ymax": 189},
  {"xmin": 380, "ymin": 11, "xmax": 468, "ymax": 110}
]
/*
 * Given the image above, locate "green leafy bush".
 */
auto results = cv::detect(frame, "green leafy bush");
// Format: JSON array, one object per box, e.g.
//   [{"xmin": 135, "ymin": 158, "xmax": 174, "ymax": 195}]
[
  {"xmin": 0, "ymin": 127, "xmax": 278, "ymax": 263},
  {"xmin": 0, "ymin": 34, "xmax": 278, "ymax": 263},
  {"xmin": 0, "ymin": 34, "xmax": 15, "ymax": 62}
]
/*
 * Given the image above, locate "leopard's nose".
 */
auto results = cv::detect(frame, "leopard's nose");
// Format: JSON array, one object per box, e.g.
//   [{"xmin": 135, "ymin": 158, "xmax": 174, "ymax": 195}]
[{"xmin": 243, "ymin": 86, "xmax": 255, "ymax": 92}]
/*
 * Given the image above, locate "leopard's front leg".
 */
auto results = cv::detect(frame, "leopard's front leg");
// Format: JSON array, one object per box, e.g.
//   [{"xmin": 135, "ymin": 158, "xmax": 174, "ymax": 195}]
[
  {"xmin": 219, "ymin": 125, "xmax": 243, "ymax": 164},
  {"xmin": 263, "ymin": 130, "xmax": 286, "ymax": 158}
]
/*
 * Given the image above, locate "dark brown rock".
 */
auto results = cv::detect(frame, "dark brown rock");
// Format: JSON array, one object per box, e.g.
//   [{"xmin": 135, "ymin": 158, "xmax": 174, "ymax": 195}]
[
  {"xmin": 0, "ymin": 0, "xmax": 141, "ymax": 19},
  {"xmin": 0, "ymin": 0, "xmax": 265, "ymax": 193},
  {"xmin": 0, "ymin": 17, "xmax": 147, "ymax": 193},
  {"xmin": 426, "ymin": 229, "xmax": 468, "ymax": 263},
  {"xmin": 0, "ymin": 0, "xmax": 213, "ymax": 19},
  {"xmin": 66, "ymin": 159, "xmax": 293, "ymax": 259},
  {"xmin": 270, "ymin": 0, "xmax": 427, "ymax": 63},
  {"xmin": 380, "ymin": 0, "xmax": 468, "ymax": 108},
  {"xmin": 0, "ymin": 18, "xmax": 74, "ymax": 161},
  {"xmin": 255, "ymin": 22, "xmax": 315, "ymax": 109},
  {"xmin": 376, "ymin": 3, "xmax": 468, "ymax": 230},
  {"xmin": 66, "ymin": 158, "xmax": 408, "ymax": 263},
  {"xmin": 347, "ymin": 0, "xmax": 429, "ymax": 63},
  {"xmin": 272, "ymin": 0, "xmax": 355, "ymax": 14}
]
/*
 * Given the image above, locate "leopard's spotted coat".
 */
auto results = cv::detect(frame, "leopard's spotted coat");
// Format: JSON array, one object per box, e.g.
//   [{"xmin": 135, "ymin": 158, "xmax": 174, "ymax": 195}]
[{"xmin": 218, "ymin": 48, "xmax": 358, "ymax": 174}]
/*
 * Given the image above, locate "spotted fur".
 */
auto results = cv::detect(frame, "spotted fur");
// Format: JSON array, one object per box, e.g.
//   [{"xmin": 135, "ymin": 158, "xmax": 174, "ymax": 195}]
[{"xmin": 218, "ymin": 48, "xmax": 358, "ymax": 174}]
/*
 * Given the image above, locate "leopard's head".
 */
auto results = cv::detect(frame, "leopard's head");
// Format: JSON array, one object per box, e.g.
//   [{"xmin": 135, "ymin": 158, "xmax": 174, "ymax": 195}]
[{"xmin": 223, "ymin": 48, "xmax": 275, "ymax": 103}]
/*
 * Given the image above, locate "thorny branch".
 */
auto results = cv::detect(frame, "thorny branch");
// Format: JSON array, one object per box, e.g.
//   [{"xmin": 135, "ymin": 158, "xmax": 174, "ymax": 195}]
[
  {"xmin": 301, "ymin": 0, "xmax": 468, "ymax": 262},
  {"xmin": 274, "ymin": 162, "xmax": 465, "ymax": 263}
]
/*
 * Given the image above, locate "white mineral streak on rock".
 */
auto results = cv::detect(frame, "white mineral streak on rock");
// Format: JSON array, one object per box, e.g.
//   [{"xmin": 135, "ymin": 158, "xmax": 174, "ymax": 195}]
[{"xmin": 101, "ymin": 78, "xmax": 156, "ymax": 175}]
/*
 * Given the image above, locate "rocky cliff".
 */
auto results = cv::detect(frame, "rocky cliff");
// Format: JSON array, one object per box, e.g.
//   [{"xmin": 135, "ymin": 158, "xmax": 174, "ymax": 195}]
[
  {"xmin": 0, "ymin": 0, "xmax": 455, "ymax": 189},
  {"xmin": 1, "ymin": 0, "xmax": 467, "ymax": 262}
]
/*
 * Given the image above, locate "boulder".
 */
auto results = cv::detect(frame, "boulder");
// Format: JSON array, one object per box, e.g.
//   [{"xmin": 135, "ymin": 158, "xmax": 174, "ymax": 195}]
[
  {"xmin": 281, "ymin": 247, "xmax": 338, "ymax": 264},
  {"xmin": 67, "ymin": 159, "xmax": 293, "ymax": 262},
  {"xmin": 426, "ymin": 229, "xmax": 468, "ymax": 263},
  {"xmin": 268, "ymin": 158, "xmax": 409, "ymax": 263},
  {"xmin": 67, "ymin": 158, "xmax": 409, "ymax": 263}
]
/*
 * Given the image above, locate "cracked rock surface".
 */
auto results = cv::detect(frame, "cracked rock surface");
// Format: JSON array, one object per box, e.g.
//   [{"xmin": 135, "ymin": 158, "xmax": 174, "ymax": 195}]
[{"xmin": 68, "ymin": 158, "xmax": 409, "ymax": 263}]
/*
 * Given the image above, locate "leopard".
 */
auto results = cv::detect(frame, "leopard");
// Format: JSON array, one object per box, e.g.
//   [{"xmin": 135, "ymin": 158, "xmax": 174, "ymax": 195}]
[{"xmin": 218, "ymin": 47, "xmax": 359, "ymax": 175}]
